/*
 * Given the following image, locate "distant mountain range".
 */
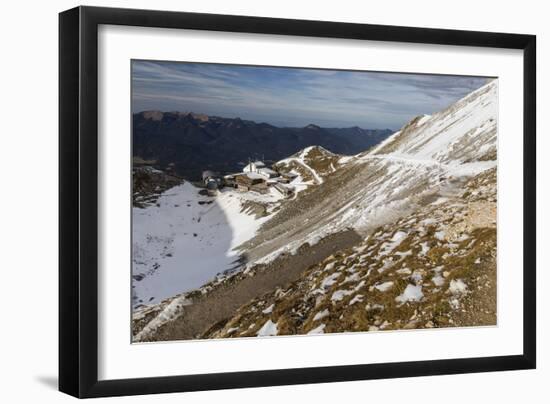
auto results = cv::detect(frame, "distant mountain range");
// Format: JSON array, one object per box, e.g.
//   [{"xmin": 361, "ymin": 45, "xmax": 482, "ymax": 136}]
[{"xmin": 132, "ymin": 111, "xmax": 393, "ymax": 180}]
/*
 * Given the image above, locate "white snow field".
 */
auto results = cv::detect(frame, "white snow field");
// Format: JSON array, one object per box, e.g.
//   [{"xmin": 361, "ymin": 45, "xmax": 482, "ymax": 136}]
[{"xmin": 132, "ymin": 182, "xmax": 283, "ymax": 307}]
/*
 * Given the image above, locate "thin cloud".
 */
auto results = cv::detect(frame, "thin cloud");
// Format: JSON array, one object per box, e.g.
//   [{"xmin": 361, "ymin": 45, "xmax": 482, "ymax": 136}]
[{"xmin": 132, "ymin": 60, "xmax": 489, "ymax": 129}]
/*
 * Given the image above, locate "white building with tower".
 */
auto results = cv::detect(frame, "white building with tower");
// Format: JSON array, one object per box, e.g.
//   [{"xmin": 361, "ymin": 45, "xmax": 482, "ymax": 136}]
[{"xmin": 242, "ymin": 160, "xmax": 279, "ymax": 179}]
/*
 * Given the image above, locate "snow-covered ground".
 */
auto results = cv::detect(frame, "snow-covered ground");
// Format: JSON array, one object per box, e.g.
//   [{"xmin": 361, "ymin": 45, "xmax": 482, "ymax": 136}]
[
  {"xmin": 287, "ymin": 171, "xmax": 314, "ymax": 195},
  {"xmin": 132, "ymin": 182, "xmax": 283, "ymax": 307}
]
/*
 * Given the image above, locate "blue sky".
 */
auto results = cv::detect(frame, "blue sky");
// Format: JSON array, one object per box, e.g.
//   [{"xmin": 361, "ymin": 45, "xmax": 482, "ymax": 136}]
[{"xmin": 132, "ymin": 60, "xmax": 488, "ymax": 130}]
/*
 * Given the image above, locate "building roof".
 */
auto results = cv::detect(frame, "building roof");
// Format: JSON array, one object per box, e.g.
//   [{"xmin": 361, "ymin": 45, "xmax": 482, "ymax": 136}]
[
  {"xmin": 236, "ymin": 172, "xmax": 265, "ymax": 180},
  {"xmin": 259, "ymin": 167, "xmax": 278, "ymax": 175},
  {"xmin": 243, "ymin": 161, "xmax": 267, "ymax": 172}
]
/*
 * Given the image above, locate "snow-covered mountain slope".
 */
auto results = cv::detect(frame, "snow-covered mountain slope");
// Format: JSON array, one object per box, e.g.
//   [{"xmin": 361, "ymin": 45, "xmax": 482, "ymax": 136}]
[
  {"xmin": 239, "ymin": 81, "xmax": 498, "ymax": 267},
  {"xmin": 132, "ymin": 182, "xmax": 284, "ymax": 307},
  {"xmin": 369, "ymin": 80, "xmax": 497, "ymax": 163}
]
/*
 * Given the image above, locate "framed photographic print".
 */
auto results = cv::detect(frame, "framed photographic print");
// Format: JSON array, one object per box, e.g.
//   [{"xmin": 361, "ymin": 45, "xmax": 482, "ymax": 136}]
[{"xmin": 59, "ymin": 6, "xmax": 536, "ymax": 398}]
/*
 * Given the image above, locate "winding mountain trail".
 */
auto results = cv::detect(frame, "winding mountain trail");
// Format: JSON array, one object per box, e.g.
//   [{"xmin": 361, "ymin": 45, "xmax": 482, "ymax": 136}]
[
  {"xmin": 292, "ymin": 158, "xmax": 324, "ymax": 184},
  {"xmin": 277, "ymin": 152, "xmax": 325, "ymax": 185}
]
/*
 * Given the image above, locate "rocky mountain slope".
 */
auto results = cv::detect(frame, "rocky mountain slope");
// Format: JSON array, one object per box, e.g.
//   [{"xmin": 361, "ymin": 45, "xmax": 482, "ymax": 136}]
[
  {"xmin": 204, "ymin": 168, "xmax": 496, "ymax": 337},
  {"xmin": 132, "ymin": 163, "xmax": 182, "ymax": 208},
  {"xmin": 133, "ymin": 112, "xmax": 392, "ymax": 180},
  {"xmin": 132, "ymin": 80, "xmax": 498, "ymax": 341}
]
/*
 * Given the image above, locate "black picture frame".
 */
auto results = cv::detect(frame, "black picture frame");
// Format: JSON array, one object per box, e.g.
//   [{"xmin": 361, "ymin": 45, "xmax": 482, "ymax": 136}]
[{"xmin": 59, "ymin": 5, "xmax": 536, "ymax": 398}]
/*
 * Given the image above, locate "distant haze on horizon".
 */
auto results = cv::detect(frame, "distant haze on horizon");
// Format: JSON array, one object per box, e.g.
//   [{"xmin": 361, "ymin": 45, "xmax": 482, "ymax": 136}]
[{"xmin": 132, "ymin": 60, "xmax": 489, "ymax": 130}]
